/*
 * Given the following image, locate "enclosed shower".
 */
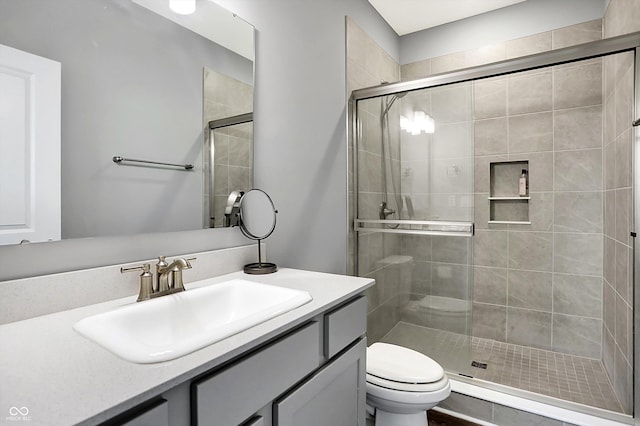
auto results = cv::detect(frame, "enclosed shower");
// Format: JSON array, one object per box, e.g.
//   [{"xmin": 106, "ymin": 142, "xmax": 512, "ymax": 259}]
[{"xmin": 351, "ymin": 33, "xmax": 640, "ymax": 420}]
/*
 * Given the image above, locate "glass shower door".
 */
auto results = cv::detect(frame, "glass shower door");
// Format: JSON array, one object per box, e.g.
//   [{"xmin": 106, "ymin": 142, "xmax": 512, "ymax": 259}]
[{"xmin": 355, "ymin": 80, "xmax": 475, "ymax": 377}]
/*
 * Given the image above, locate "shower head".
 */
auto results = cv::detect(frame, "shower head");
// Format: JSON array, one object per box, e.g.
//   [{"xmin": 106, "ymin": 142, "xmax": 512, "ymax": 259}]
[{"xmin": 381, "ymin": 91, "xmax": 408, "ymax": 118}]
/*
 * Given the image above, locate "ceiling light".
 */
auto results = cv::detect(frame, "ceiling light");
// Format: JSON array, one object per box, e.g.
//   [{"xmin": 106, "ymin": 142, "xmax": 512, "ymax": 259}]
[{"xmin": 169, "ymin": 0, "xmax": 196, "ymax": 15}]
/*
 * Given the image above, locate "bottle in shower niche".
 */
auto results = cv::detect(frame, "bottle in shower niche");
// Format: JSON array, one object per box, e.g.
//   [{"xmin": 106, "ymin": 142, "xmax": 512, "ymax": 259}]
[{"xmin": 519, "ymin": 169, "xmax": 528, "ymax": 196}]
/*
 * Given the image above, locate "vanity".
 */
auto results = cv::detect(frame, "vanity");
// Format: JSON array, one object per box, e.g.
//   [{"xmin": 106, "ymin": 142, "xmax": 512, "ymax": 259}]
[{"xmin": 0, "ymin": 258, "xmax": 374, "ymax": 426}]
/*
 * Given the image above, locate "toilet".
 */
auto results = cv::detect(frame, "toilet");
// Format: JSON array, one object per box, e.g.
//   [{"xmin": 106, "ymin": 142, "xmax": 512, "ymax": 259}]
[{"xmin": 366, "ymin": 342, "xmax": 450, "ymax": 426}]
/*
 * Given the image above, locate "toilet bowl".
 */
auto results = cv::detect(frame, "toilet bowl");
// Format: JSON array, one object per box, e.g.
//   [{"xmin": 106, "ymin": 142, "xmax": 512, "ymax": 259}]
[{"xmin": 366, "ymin": 343, "xmax": 450, "ymax": 426}]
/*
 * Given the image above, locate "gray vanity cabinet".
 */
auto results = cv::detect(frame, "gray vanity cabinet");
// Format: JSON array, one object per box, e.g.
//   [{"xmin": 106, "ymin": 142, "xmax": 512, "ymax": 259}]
[
  {"xmin": 107, "ymin": 295, "xmax": 368, "ymax": 426},
  {"xmin": 193, "ymin": 321, "xmax": 323, "ymax": 425},
  {"xmin": 274, "ymin": 337, "xmax": 366, "ymax": 426},
  {"xmin": 195, "ymin": 295, "xmax": 368, "ymax": 426}
]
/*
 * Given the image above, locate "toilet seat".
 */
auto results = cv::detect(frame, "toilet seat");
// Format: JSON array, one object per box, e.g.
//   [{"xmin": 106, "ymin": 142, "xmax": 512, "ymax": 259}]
[
  {"xmin": 367, "ymin": 343, "xmax": 447, "ymax": 392},
  {"xmin": 367, "ymin": 373, "xmax": 449, "ymax": 392}
]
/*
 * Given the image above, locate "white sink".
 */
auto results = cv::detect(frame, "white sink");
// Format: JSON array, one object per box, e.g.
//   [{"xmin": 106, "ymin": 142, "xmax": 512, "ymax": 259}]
[{"xmin": 73, "ymin": 279, "xmax": 313, "ymax": 364}]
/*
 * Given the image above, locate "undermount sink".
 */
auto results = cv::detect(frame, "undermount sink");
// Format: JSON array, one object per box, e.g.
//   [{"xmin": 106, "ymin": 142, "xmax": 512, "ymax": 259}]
[{"xmin": 73, "ymin": 279, "xmax": 313, "ymax": 364}]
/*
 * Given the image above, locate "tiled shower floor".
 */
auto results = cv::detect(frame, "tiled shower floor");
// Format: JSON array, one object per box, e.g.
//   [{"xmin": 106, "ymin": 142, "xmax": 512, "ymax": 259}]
[{"xmin": 381, "ymin": 322, "xmax": 623, "ymax": 414}]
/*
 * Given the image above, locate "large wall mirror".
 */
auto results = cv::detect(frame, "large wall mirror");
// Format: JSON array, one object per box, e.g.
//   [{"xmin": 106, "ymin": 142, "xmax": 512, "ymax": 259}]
[{"xmin": 0, "ymin": 0, "xmax": 254, "ymax": 246}]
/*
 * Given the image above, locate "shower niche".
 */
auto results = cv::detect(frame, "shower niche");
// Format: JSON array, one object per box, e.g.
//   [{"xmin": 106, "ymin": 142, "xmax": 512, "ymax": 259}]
[{"xmin": 488, "ymin": 160, "xmax": 530, "ymax": 225}]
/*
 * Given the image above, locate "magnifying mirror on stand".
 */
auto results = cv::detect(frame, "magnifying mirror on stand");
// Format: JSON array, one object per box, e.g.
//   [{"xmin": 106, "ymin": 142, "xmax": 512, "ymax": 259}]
[{"xmin": 238, "ymin": 189, "xmax": 278, "ymax": 274}]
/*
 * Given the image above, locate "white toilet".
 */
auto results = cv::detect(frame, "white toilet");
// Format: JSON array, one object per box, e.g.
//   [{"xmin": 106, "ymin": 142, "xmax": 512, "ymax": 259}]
[{"xmin": 366, "ymin": 342, "xmax": 451, "ymax": 426}]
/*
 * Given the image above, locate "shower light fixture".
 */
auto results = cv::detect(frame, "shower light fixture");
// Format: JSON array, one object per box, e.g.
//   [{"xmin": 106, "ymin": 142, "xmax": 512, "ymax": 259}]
[
  {"xmin": 170, "ymin": 0, "xmax": 196, "ymax": 15},
  {"xmin": 400, "ymin": 110, "xmax": 434, "ymax": 135}
]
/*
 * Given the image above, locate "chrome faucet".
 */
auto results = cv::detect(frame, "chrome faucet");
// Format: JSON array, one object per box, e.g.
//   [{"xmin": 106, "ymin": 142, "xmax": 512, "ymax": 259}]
[
  {"xmin": 121, "ymin": 256, "xmax": 196, "ymax": 302},
  {"xmin": 156, "ymin": 256, "xmax": 193, "ymax": 293}
]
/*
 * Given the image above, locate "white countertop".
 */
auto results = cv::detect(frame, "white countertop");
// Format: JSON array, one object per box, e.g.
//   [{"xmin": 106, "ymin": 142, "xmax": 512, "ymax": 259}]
[{"xmin": 0, "ymin": 268, "xmax": 374, "ymax": 426}]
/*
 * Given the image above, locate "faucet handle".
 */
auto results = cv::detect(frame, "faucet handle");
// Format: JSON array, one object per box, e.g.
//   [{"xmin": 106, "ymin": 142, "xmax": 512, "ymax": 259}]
[
  {"xmin": 121, "ymin": 263, "xmax": 154, "ymax": 302},
  {"xmin": 170, "ymin": 257, "xmax": 196, "ymax": 291}
]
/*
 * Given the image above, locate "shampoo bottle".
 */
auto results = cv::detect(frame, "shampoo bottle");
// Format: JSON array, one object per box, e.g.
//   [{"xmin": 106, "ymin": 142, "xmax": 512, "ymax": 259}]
[{"xmin": 519, "ymin": 169, "xmax": 528, "ymax": 196}]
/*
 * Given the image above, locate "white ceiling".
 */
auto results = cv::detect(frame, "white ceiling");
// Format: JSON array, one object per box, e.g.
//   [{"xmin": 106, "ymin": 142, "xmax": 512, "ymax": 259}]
[{"xmin": 368, "ymin": 0, "xmax": 528, "ymax": 35}]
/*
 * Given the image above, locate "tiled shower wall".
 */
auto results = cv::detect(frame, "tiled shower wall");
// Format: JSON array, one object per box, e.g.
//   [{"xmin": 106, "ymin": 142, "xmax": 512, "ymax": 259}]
[
  {"xmin": 400, "ymin": 20, "xmax": 607, "ymax": 360},
  {"xmin": 471, "ymin": 59, "xmax": 605, "ymax": 357},
  {"xmin": 346, "ymin": 17, "xmax": 406, "ymax": 342},
  {"xmin": 601, "ymin": 0, "xmax": 640, "ymax": 412}
]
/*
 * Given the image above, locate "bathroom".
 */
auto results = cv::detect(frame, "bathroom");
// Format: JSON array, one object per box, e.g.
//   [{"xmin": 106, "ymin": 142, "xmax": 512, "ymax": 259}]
[{"xmin": 0, "ymin": 0, "xmax": 639, "ymax": 425}]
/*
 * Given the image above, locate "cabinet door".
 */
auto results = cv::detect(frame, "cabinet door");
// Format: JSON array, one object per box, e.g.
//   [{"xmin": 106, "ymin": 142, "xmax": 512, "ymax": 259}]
[
  {"xmin": 118, "ymin": 399, "xmax": 169, "ymax": 426},
  {"xmin": 193, "ymin": 322, "xmax": 321, "ymax": 426},
  {"xmin": 274, "ymin": 338, "xmax": 366, "ymax": 426}
]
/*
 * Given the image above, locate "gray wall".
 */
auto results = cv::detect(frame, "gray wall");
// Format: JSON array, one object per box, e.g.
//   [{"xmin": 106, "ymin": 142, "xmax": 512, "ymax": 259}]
[
  {"xmin": 0, "ymin": 0, "xmax": 397, "ymax": 280},
  {"xmin": 400, "ymin": 0, "xmax": 609, "ymax": 64},
  {"xmin": 210, "ymin": 0, "xmax": 399, "ymax": 274}
]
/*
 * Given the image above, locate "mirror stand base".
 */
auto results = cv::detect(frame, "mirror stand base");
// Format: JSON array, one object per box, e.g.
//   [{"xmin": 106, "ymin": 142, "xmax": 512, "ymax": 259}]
[{"xmin": 243, "ymin": 262, "xmax": 278, "ymax": 275}]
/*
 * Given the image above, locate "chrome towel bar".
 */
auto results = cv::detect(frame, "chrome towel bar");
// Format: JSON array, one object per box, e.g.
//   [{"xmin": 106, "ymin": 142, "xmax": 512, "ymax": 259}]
[
  {"xmin": 112, "ymin": 156, "xmax": 194, "ymax": 170},
  {"xmin": 355, "ymin": 219, "xmax": 474, "ymax": 237}
]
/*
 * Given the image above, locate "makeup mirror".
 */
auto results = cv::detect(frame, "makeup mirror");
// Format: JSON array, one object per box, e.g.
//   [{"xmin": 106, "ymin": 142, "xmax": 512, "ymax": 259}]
[{"xmin": 238, "ymin": 189, "xmax": 278, "ymax": 274}]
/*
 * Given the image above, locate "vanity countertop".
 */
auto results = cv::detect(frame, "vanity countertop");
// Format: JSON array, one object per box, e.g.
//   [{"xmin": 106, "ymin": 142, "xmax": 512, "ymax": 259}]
[{"xmin": 0, "ymin": 268, "xmax": 374, "ymax": 426}]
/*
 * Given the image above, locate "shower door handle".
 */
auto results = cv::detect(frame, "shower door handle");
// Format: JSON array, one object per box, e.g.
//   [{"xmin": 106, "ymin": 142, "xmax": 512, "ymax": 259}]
[{"xmin": 355, "ymin": 219, "xmax": 474, "ymax": 237}]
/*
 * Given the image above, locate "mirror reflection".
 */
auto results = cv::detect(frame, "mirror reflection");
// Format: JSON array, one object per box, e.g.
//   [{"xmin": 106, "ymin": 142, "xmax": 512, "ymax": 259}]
[{"xmin": 0, "ymin": 0, "xmax": 254, "ymax": 246}]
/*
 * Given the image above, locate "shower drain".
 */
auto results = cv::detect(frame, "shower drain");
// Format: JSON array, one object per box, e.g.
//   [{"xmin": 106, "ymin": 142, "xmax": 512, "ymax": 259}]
[{"xmin": 471, "ymin": 360, "xmax": 488, "ymax": 369}]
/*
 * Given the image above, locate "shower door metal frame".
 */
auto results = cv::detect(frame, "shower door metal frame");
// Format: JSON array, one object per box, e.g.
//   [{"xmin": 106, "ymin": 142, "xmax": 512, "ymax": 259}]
[
  {"xmin": 350, "ymin": 32, "xmax": 640, "ymax": 271},
  {"xmin": 633, "ymin": 45, "xmax": 640, "ymax": 426},
  {"xmin": 349, "ymin": 31, "xmax": 640, "ymax": 419}
]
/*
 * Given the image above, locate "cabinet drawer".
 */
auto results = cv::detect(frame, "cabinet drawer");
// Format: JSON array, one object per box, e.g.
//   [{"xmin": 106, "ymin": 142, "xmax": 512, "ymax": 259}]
[
  {"xmin": 119, "ymin": 399, "xmax": 168, "ymax": 426},
  {"xmin": 243, "ymin": 416, "xmax": 264, "ymax": 426},
  {"xmin": 324, "ymin": 296, "xmax": 367, "ymax": 358},
  {"xmin": 193, "ymin": 321, "xmax": 321, "ymax": 426}
]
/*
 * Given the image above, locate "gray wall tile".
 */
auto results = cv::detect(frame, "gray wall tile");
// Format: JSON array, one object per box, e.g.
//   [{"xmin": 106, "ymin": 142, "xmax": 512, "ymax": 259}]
[
  {"xmin": 554, "ymin": 233, "xmax": 603, "ymax": 275},
  {"xmin": 553, "ymin": 191, "xmax": 603, "ymax": 233},
  {"xmin": 614, "ymin": 188, "xmax": 630, "ymax": 244},
  {"xmin": 554, "ymin": 149, "xmax": 603, "ymax": 191},
  {"xmin": 552, "ymin": 20, "xmax": 602, "ymax": 49},
  {"xmin": 554, "ymin": 60, "xmax": 602, "ymax": 109},
  {"xmin": 431, "ymin": 262, "xmax": 470, "ymax": 299},
  {"xmin": 528, "ymin": 192, "xmax": 553, "ymax": 231},
  {"xmin": 614, "ymin": 241, "xmax": 630, "ymax": 302},
  {"xmin": 493, "ymin": 403, "xmax": 563, "ymax": 426},
  {"xmin": 508, "ymin": 111, "xmax": 553, "ymax": 153},
  {"xmin": 615, "ymin": 131, "xmax": 632, "ymax": 188},
  {"xmin": 473, "ymin": 302, "xmax": 506, "ymax": 341},
  {"xmin": 603, "ymin": 281, "xmax": 616, "ymax": 334},
  {"xmin": 507, "ymin": 307, "xmax": 552, "ymax": 349},
  {"xmin": 473, "ymin": 76, "xmax": 507, "ymax": 119},
  {"xmin": 552, "ymin": 314, "xmax": 602, "ymax": 358},
  {"xmin": 439, "ymin": 392, "xmax": 493, "ymax": 423},
  {"xmin": 508, "ymin": 231, "xmax": 553, "ymax": 271},
  {"xmin": 508, "ymin": 70, "xmax": 553, "ymax": 115},
  {"xmin": 553, "ymin": 105, "xmax": 603, "ymax": 151},
  {"xmin": 506, "ymin": 32, "xmax": 552, "ymax": 59},
  {"xmin": 474, "ymin": 230, "xmax": 508, "ymax": 268},
  {"xmin": 475, "ymin": 118, "xmax": 508, "ymax": 156},
  {"xmin": 508, "ymin": 269, "xmax": 552, "ymax": 311},
  {"xmin": 473, "ymin": 266, "xmax": 507, "ymax": 304},
  {"xmin": 432, "ymin": 235, "xmax": 470, "ymax": 264},
  {"xmin": 475, "ymin": 155, "xmax": 509, "ymax": 193},
  {"xmin": 553, "ymin": 274, "xmax": 602, "ymax": 318}
]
